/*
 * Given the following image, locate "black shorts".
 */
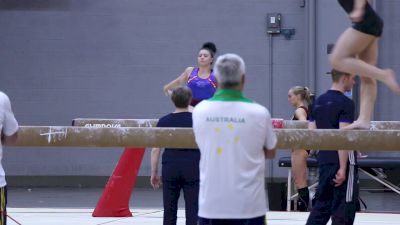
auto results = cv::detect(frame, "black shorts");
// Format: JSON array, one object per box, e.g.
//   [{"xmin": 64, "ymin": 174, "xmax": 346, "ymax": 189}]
[{"xmin": 338, "ymin": 0, "xmax": 383, "ymax": 37}]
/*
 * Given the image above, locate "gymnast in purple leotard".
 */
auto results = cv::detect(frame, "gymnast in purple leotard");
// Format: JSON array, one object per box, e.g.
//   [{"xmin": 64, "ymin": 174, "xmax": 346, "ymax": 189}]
[{"xmin": 163, "ymin": 42, "xmax": 217, "ymax": 106}]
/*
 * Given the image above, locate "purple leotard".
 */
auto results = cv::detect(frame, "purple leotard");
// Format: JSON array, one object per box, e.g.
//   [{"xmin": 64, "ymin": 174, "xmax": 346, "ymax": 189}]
[{"xmin": 187, "ymin": 68, "xmax": 217, "ymax": 106}]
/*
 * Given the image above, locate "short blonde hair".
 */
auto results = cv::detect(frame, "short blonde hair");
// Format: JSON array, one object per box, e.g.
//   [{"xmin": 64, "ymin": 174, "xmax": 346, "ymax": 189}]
[{"xmin": 330, "ymin": 69, "xmax": 351, "ymax": 82}]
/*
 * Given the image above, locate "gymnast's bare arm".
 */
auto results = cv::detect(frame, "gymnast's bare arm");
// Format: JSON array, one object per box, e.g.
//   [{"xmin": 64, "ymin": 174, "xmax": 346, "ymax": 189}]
[{"xmin": 163, "ymin": 67, "xmax": 192, "ymax": 96}]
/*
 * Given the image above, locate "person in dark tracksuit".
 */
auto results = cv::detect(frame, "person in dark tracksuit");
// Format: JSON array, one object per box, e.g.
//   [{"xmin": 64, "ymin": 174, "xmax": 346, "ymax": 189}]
[
  {"xmin": 306, "ymin": 70, "xmax": 358, "ymax": 225},
  {"xmin": 150, "ymin": 86, "xmax": 199, "ymax": 225}
]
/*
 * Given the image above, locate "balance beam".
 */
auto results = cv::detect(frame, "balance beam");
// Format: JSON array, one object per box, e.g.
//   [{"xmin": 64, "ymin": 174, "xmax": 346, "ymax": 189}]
[
  {"xmin": 72, "ymin": 118, "xmax": 400, "ymax": 130},
  {"xmin": 8, "ymin": 126, "xmax": 400, "ymax": 151}
]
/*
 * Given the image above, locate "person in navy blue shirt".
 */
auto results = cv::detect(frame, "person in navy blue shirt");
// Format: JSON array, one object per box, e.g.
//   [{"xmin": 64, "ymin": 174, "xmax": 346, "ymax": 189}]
[
  {"xmin": 306, "ymin": 70, "xmax": 358, "ymax": 225},
  {"xmin": 150, "ymin": 86, "xmax": 200, "ymax": 225}
]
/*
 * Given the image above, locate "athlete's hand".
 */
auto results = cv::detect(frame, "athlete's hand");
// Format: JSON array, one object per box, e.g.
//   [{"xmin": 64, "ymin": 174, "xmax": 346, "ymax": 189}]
[
  {"xmin": 333, "ymin": 168, "xmax": 346, "ymax": 187},
  {"xmin": 150, "ymin": 175, "xmax": 162, "ymax": 189},
  {"xmin": 165, "ymin": 90, "xmax": 172, "ymax": 96},
  {"xmin": 349, "ymin": 7, "xmax": 365, "ymax": 22}
]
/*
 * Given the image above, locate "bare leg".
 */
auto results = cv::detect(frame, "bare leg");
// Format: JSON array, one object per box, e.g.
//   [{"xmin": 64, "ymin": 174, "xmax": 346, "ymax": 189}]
[
  {"xmin": 291, "ymin": 150, "xmax": 308, "ymax": 189},
  {"xmin": 345, "ymin": 39, "xmax": 379, "ymax": 130},
  {"xmin": 291, "ymin": 149, "xmax": 309, "ymax": 211},
  {"xmin": 330, "ymin": 28, "xmax": 400, "ymax": 95}
]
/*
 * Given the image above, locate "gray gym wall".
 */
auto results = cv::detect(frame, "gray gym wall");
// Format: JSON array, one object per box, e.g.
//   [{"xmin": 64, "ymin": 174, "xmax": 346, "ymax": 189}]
[{"xmin": 0, "ymin": 0, "xmax": 398, "ymax": 186}]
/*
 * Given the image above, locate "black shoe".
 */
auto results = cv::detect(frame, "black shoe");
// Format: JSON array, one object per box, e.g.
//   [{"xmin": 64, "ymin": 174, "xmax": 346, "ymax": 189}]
[
  {"xmin": 297, "ymin": 198, "xmax": 308, "ymax": 211},
  {"xmin": 297, "ymin": 187, "xmax": 310, "ymax": 211}
]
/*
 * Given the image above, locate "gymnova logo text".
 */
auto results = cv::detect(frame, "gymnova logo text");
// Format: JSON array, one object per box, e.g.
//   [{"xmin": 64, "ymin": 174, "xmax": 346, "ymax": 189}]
[
  {"xmin": 84, "ymin": 124, "xmax": 122, "ymax": 128},
  {"xmin": 206, "ymin": 116, "xmax": 245, "ymax": 123}
]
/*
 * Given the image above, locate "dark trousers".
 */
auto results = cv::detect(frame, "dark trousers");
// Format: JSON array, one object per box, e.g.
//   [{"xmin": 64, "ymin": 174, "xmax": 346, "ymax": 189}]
[
  {"xmin": 198, "ymin": 215, "xmax": 266, "ymax": 225},
  {"xmin": 306, "ymin": 164, "xmax": 358, "ymax": 225},
  {"xmin": 162, "ymin": 163, "xmax": 199, "ymax": 225}
]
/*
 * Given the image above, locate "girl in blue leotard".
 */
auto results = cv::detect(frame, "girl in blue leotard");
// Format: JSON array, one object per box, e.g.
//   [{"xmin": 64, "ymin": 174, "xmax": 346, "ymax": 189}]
[{"xmin": 164, "ymin": 42, "xmax": 217, "ymax": 106}]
